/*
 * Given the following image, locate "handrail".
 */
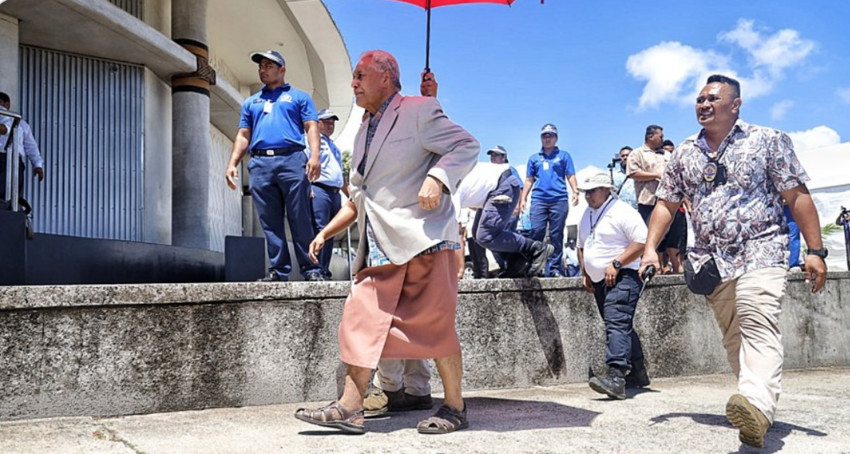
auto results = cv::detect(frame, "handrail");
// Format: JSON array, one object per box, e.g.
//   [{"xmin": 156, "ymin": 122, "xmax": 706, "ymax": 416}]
[{"xmin": 1, "ymin": 109, "xmax": 23, "ymax": 212}]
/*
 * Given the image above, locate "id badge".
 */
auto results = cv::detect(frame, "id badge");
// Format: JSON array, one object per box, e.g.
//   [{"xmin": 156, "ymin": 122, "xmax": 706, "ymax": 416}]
[{"xmin": 263, "ymin": 100, "xmax": 273, "ymax": 114}]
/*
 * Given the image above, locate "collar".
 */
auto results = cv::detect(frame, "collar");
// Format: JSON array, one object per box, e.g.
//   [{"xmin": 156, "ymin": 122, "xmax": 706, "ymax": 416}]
[
  {"xmin": 539, "ymin": 146, "xmax": 560, "ymax": 157},
  {"xmin": 696, "ymin": 119, "xmax": 748, "ymax": 146},
  {"xmin": 370, "ymin": 92, "xmax": 397, "ymax": 120},
  {"xmin": 261, "ymin": 83, "xmax": 291, "ymax": 93}
]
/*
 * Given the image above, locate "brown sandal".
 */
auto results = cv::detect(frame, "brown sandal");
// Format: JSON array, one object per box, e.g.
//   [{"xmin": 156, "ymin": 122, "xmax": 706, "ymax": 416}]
[
  {"xmin": 417, "ymin": 404, "xmax": 469, "ymax": 434},
  {"xmin": 294, "ymin": 401, "xmax": 366, "ymax": 434}
]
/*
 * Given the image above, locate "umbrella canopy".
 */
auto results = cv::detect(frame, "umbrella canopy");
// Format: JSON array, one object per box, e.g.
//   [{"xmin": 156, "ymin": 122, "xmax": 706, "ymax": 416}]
[
  {"xmin": 385, "ymin": 0, "xmax": 516, "ymax": 72},
  {"xmin": 393, "ymin": 0, "xmax": 514, "ymax": 7}
]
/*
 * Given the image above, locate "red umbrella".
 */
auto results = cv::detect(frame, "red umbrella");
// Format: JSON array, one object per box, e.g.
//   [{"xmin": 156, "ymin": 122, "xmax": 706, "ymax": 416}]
[{"xmin": 387, "ymin": 0, "xmax": 516, "ymax": 72}]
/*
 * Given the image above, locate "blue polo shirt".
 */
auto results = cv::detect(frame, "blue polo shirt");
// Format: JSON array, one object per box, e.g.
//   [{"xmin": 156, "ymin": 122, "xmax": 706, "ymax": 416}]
[
  {"xmin": 526, "ymin": 147, "xmax": 575, "ymax": 203},
  {"xmin": 313, "ymin": 135, "xmax": 344, "ymax": 188},
  {"xmin": 239, "ymin": 84, "xmax": 317, "ymax": 152}
]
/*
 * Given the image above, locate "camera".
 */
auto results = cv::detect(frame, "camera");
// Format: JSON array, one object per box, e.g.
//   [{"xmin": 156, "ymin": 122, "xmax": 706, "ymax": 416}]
[{"xmin": 606, "ymin": 156, "xmax": 621, "ymax": 170}]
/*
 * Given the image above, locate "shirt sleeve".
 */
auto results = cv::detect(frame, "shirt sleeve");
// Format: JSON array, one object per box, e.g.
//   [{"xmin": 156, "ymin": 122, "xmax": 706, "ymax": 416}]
[
  {"xmin": 300, "ymin": 93, "xmax": 318, "ymax": 123},
  {"xmin": 20, "ymin": 121, "xmax": 43, "ymax": 168},
  {"xmin": 526, "ymin": 156, "xmax": 537, "ymax": 179},
  {"xmin": 238, "ymin": 99, "xmax": 252, "ymax": 130},
  {"xmin": 626, "ymin": 150, "xmax": 642, "ymax": 176},
  {"xmin": 768, "ymin": 131, "xmax": 810, "ymax": 192},
  {"xmin": 619, "ymin": 205, "xmax": 648, "ymax": 244},
  {"xmin": 656, "ymin": 149, "xmax": 685, "ymax": 203},
  {"xmin": 564, "ymin": 152, "xmax": 576, "ymax": 176}
]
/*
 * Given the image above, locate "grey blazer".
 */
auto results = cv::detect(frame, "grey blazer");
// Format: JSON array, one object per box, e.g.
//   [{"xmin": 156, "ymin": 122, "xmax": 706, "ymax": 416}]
[{"xmin": 349, "ymin": 94, "xmax": 479, "ymax": 273}]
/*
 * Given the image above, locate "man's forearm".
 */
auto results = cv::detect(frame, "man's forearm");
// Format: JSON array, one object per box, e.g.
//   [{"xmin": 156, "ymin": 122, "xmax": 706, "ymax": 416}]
[
  {"xmin": 645, "ymin": 200, "xmax": 679, "ymax": 250},
  {"xmin": 785, "ymin": 186, "xmax": 823, "ymax": 250}
]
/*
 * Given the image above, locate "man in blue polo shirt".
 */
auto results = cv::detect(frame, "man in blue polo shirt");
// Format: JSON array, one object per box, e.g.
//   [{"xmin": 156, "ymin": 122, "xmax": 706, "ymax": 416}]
[
  {"xmin": 310, "ymin": 108, "xmax": 348, "ymax": 280},
  {"xmin": 225, "ymin": 50, "xmax": 323, "ymax": 282},
  {"xmin": 519, "ymin": 123, "xmax": 579, "ymax": 277}
]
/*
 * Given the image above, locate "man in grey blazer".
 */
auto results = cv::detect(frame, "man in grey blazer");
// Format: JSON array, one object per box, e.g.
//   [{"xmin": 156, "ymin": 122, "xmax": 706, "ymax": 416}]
[{"xmin": 295, "ymin": 50, "xmax": 479, "ymax": 435}]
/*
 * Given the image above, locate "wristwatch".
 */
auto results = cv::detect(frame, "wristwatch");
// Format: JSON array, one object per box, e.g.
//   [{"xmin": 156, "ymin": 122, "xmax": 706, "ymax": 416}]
[
  {"xmin": 806, "ymin": 248, "xmax": 828, "ymax": 259},
  {"xmin": 612, "ymin": 259, "xmax": 622, "ymax": 270}
]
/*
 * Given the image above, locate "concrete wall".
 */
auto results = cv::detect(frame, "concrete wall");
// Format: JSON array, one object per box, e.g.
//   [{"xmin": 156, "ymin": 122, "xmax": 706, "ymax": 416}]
[
  {"xmin": 0, "ymin": 13, "xmax": 18, "ymax": 104},
  {"xmin": 143, "ymin": 69, "xmax": 173, "ymax": 245},
  {"xmin": 1, "ymin": 273, "xmax": 848, "ymax": 420}
]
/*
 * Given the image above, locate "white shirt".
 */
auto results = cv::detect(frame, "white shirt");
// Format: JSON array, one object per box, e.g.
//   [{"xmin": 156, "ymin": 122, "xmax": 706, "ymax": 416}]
[
  {"xmin": 578, "ymin": 196, "xmax": 647, "ymax": 283},
  {"xmin": 0, "ymin": 109, "xmax": 43, "ymax": 169},
  {"xmin": 455, "ymin": 162, "xmax": 510, "ymax": 209}
]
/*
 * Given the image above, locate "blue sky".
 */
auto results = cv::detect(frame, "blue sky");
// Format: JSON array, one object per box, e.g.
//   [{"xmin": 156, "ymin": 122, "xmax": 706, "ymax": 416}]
[{"xmin": 324, "ymin": 0, "xmax": 850, "ymax": 171}]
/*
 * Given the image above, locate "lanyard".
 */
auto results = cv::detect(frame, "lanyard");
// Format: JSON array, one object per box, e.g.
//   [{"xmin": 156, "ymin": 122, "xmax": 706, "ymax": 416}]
[{"xmin": 589, "ymin": 197, "xmax": 615, "ymax": 238}]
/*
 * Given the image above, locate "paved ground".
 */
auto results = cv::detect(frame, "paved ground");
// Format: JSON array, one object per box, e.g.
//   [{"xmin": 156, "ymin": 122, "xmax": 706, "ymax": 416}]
[{"xmin": 1, "ymin": 367, "xmax": 848, "ymax": 454}]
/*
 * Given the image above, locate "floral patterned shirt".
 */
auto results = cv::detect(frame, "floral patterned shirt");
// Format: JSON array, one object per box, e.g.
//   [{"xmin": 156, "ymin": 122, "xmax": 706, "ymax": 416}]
[{"xmin": 656, "ymin": 119, "xmax": 810, "ymax": 281}]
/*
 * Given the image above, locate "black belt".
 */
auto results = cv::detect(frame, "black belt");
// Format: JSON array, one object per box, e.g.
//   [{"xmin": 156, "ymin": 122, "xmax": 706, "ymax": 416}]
[
  {"xmin": 251, "ymin": 147, "xmax": 303, "ymax": 157},
  {"xmin": 313, "ymin": 182, "xmax": 341, "ymax": 194}
]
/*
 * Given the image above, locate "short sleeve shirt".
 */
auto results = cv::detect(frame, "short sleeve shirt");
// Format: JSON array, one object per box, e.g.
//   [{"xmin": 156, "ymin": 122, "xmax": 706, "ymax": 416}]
[
  {"xmin": 239, "ymin": 84, "xmax": 317, "ymax": 151},
  {"xmin": 526, "ymin": 147, "xmax": 575, "ymax": 203},
  {"xmin": 313, "ymin": 135, "xmax": 344, "ymax": 188},
  {"xmin": 656, "ymin": 119, "xmax": 810, "ymax": 281},
  {"xmin": 612, "ymin": 169, "xmax": 637, "ymax": 209},
  {"xmin": 578, "ymin": 197, "xmax": 647, "ymax": 283},
  {"xmin": 626, "ymin": 144, "xmax": 668, "ymax": 206}
]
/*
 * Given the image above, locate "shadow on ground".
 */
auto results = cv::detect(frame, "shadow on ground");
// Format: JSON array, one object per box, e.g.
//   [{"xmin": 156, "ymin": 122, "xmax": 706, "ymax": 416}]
[
  {"xmin": 299, "ymin": 396, "xmax": 600, "ymax": 435},
  {"xmin": 650, "ymin": 412, "xmax": 827, "ymax": 454}
]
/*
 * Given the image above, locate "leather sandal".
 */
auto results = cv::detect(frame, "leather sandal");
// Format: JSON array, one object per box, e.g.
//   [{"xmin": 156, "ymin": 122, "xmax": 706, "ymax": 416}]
[
  {"xmin": 294, "ymin": 401, "xmax": 366, "ymax": 434},
  {"xmin": 417, "ymin": 404, "xmax": 469, "ymax": 434}
]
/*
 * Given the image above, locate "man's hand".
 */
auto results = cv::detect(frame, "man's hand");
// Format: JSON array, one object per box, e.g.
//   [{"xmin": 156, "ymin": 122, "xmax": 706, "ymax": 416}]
[
  {"xmin": 639, "ymin": 249, "xmax": 660, "ymax": 278},
  {"xmin": 225, "ymin": 166, "xmax": 239, "ymax": 190},
  {"xmin": 582, "ymin": 274, "xmax": 594, "ymax": 293},
  {"xmin": 571, "ymin": 192, "xmax": 579, "ymax": 206},
  {"xmin": 805, "ymin": 254, "xmax": 827, "ymax": 293},
  {"xmin": 418, "ymin": 175, "xmax": 444, "ymax": 211},
  {"xmin": 34, "ymin": 167, "xmax": 44, "ymax": 181},
  {"xmin": 604, "ymin": 263, "xmax": 619, "ymax": 287},
  {"xmin": 308, "ymin": 232, "xmax": 326, "ymax": 264},
  {"xmin": 306, "ymin": 155, "xmax": 320, "ymax": 182},
  {"xmin": 420, "ymin": 72, "xmax": 438, "ymax": 97}
]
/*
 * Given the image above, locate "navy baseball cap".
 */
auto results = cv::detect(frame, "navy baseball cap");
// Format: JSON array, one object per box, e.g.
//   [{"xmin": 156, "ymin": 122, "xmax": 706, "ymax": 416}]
[
  {"xmin": 540, "ymin": 123, "xmax": 558, "ymax": 136},
  {"xmin": 318, "ymin": 109, "xmax": 339, "ymax": 121},
  {"xmin": 250, "ymin": 50, "xmax": 285, "ymax": 67},
  {"xmin": 486, "ymin": 145, "xmax": 508, "ymax": 156}
]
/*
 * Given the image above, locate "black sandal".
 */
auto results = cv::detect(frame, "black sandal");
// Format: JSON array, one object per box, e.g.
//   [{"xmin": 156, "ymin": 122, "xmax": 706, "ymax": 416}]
[
  {"xmin": 294, "ymin": 401, "xmax": 366, "ymax": 434},
  {"xmin": 417, "ymin": 404, "xmax": 469, "ymax": 434}
]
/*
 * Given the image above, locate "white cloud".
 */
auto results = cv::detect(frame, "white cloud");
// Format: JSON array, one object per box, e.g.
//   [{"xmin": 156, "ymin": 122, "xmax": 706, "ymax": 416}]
[
  {"xmin": 719, "ymin": 19, "xmax": 815, "ymax": 77},
  {"xmin": 626, "ymin": 42, "xmax": 729, "ymax": 110},
  {"xmin": 770, "ymin": 100, "xmax": 794, "ymax": 121},
  {"xmin": 627, "ymin": 19, "xmax": 815, "ymax": 109},
  {"xmin": 788, "ymin": 126, "xmax": 841, "ymax": 152},
  {"xmin": 837, "ymin": 87, "xmax": 850, "ymax": 104}
]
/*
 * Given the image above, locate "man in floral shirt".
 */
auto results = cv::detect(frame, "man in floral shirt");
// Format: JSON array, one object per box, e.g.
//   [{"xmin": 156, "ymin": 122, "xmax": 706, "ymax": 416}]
[{"xmin": 639, "ymin": 74, "xmax": 828, "ymax": 448}]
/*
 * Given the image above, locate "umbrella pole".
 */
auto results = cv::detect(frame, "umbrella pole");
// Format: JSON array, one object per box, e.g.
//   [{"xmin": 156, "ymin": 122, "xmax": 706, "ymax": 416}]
[{"xmin": 424, "ymin": 0, "xmax": 431, "ymax": 73}]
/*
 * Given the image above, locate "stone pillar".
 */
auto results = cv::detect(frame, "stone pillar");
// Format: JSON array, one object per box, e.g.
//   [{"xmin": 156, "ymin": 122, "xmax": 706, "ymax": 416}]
[
  {"xmin": 0, "ymin": 13, "xmax": 20, "ymax": 106},
  {"xmin": 171, "ymin": 0, "xmax": 216, "ymax": 249}
]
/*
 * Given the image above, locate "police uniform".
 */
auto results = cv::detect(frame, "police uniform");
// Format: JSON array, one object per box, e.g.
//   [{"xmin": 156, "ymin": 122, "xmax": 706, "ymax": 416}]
[
  {"xmin": 310, "ymin": 109, "xmax": 345, "ymax": 279},
  {"xmin": 526, "ymin": 142, "xmax": 576, "ymax": 277},
  {"xmin": 240, "ymin": 80, "xmax": 321, "ymax": 281}
]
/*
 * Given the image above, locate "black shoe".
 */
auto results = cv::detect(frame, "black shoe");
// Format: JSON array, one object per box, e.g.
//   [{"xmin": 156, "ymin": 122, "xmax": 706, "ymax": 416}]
[
  {"xmin": 304, "ymin": 273, "xmax": 326, "ymax": 282},
  {"xmin": 589, "ymin": 367, "xmax": 627, "ymax": 400},
  {"xmin": 497, "ymin": 255, "xmax": 530, "ymax": 278},
  {"xmin": 378, "ymin": 388, "xmax": 433, "ymax": 413},
  {"xmin": 625, "ymin": 361, "xmax": 651, "ymax": 388},
  {"xmin": 526, "ymin": 241, "xmax": 554, "ymax": 277},
  {"xmin": 257, "ymin": 272, "xmax": 283, "ymax": 282}
]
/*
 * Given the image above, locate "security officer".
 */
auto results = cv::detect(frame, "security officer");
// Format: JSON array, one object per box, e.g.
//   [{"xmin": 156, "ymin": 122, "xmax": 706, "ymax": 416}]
[
  {"xmin": 310, "ymin": 108, "xmax": 347, "ymax": 280},
  {"xmin": 519, "ymin": 123, "xmax": 579, "ymax": 277},
  {"xmin": 225, "ymin": 50, "xmax": 323, "ymax": 282}
]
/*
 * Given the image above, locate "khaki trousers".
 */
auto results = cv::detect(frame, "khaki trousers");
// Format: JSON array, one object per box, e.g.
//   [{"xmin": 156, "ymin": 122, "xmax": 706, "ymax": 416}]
[
  {"xmin": 706, "ymin": 267, "xmax": 787, "ymax": 423},
  {"xmin": 374, "ymin": 359, "xmax": 432, "ymax": 397}
]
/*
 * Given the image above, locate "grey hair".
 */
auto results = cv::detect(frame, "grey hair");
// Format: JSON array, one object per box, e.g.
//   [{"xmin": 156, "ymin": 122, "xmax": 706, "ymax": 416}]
[{"xmin": 360, "ymin": 50, "xmax": 402, "ymax": 92}]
